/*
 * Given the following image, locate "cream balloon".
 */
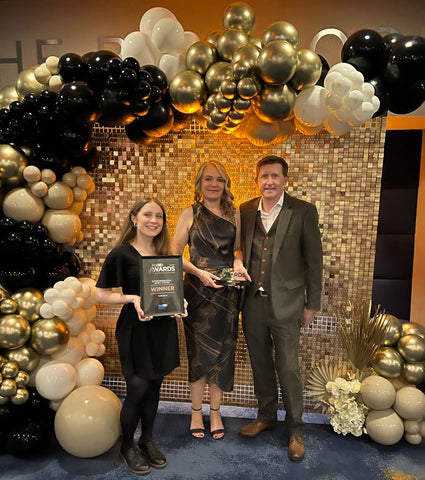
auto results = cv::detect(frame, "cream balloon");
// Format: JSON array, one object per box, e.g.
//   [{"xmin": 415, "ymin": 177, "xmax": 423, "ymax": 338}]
[
  {"xmin": 120, "ymin": 31, "xmax": 160, "ymax": 66},
  {"xmin": 2, "ymin": 187, "xmax": 45, "ymax": 222},
  {"xmin": 44, "ymin": 181, "xmax": 74, "ymax": 209},
  {"xmin": 75, "ymin": 358, "xmax": 104, "ymax": 387},
  {"xmin": 45, "ymin": 56, "xmax": 59, "ymax": 74},
  {"xmin": 42, "ymin": 208, "xmax": 81, "ymax": 245},
  {"xmin": 365, "ymin": 408, "xmax": 404, "ymax": 445},
  {"xmin": 360, "ymin": 375, "xmax": 396, "ymax": 410},
  {"xmin": 294, "ymin": 86, "xmax": 329, "ymax": 127},
  {"xmin": 158, "ymin": 53, "xmax": 185, "ymax": 82},
  {"xmin": 54, "ymin": 385, "xmax": 122, "ymax": 458},
  {"xmin": 35, "ymin": 361, "xmax": 77, "ymax": 400},
  {"xmin": 152, "ymin": 17, "xmax": 184, "ymax": 54},
  {"xmin": 139, "ymin": 7, "xmax": 177, "ymax": 35},
  {"xmin": 393, "ymin": 387, "xmax": 425, "ymax": 420},
  {"xmin": 51, "ymin": 336, "xmax": 85, "ymax": 365},
  {"xmin": 404, "ymin": 432, "xmax": 423, "ymax": 444},
  {"xmin": 404, "ymin": 420, "xmax": 420, "ymax": 434}
]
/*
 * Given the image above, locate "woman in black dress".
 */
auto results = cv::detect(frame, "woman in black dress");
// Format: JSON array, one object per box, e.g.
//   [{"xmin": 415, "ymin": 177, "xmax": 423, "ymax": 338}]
[
  {"xmin": 96, "ymin": 198, "xmax": 184, "ymax": 475},
  {"xmin": 173, "ymin": 161, "xmax": 250, "ymax": 439}
]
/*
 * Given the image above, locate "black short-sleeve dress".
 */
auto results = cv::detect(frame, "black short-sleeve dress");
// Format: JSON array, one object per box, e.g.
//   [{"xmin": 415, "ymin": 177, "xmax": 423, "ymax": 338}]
[{"xmin": 96, "ymin": 243, "xmax": 180, "ymax": 379}]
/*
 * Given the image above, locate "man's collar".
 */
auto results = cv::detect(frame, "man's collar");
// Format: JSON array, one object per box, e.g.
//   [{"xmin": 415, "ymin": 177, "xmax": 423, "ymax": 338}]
[{"xmin": 258, "ymin": 191, "xmax": 285, "ymax": 212}]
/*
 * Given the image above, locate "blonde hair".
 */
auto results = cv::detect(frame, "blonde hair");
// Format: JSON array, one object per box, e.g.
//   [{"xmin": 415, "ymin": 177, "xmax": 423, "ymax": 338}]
[
  {"xmin": 193, "ymin": 161, "xmax": 235, "ymax": 222},
  {"xmin": 115, "ymin": 198, "xmax": 170, "ymax": 255}
]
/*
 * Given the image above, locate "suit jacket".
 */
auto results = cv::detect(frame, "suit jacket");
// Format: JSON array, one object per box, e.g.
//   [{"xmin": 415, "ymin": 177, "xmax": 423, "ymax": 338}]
[{"xmin": 240, "ymin": 193, "xmax": 323, "ymax": 321}]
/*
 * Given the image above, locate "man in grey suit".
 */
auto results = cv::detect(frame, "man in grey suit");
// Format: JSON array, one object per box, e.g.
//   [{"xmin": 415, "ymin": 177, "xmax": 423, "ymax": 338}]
[{"xmin": 238, "ymin": 155, "xmax": 323, "ymax": 461}]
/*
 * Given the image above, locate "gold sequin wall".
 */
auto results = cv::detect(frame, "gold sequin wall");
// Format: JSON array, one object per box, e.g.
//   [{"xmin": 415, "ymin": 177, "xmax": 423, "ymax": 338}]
[{"xmin": 76, "ymin": 118, "xmax": 387, "ymax": 410}]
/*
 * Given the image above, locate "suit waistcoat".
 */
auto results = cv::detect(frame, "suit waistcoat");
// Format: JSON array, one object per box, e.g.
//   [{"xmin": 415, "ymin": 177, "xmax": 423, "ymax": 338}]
[{"xmin": 248, "ymin": 210, "xmax": 281, "ymax": 296}]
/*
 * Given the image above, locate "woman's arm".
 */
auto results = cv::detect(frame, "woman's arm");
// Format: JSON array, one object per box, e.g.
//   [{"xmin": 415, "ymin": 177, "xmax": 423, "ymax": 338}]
[
  {"xmin": 233, "ymin": 208, "xmax": 251, "ymax": 281},
  {"xmin": 95, "ymin": 287, "xmax": 152, "ymax": 321}
]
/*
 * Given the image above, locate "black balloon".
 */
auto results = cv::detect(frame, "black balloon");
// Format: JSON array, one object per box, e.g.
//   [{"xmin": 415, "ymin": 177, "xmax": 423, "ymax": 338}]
[
  {"xmin": 83, "ymin": 50, "xmax": 120, "ymax": 93},
  {"xmin": 58, "ymin": 53, "xmax": 88, "ymax": 83},
  {"xmin": 137, "ymin": 101, "xmax": 174, "ymax": 137},
  {"xmin": 58, "ymin": 125, "xmax": 93, "ymax": 157},
  {"xmin": 368, "ymin": 76, "xmax": 389, "ymax": 117},
  {"xmin": 382, "ymin": 33, "xmax": 405, "ymax": 60},
  {"xmin": 316, "ymin": 54, "xmax": 330, "ymax": 87},
  {"xmin": 30, "ymin": 149, "xmax": 70, "ymax": 177},
  {"xmin": 387, "ymin": 79, "xmax": 424, "ymax": 114},
  {"xmin": 125, "ymin": 121, "xmax": 157, "ymax": 146},
  {"xmin": 61, "ymin": 250, "xmax": 82, "ymax": 276},
  {"xmin": 122, "ymin": 57, "xmax": 140, "ymax": 72},
  {"xmin": 70, "ymin": 146, "xmax": 98, "ymax": 172},
  {"xmin": 99, "ymin": 88, "xmax": 137, "ymax": 126},
  {"xmin": 341, "ymin": 29, "xmax": 387, "ymax": 79},
  {"xmin": 118, "ymin": 67, "xmax": 138, "ymax": 91},
  {"xmin": 0, "ymin": 265, "xmax": 36, "ymax": 291},
  {"xmin": 171, "ymin": 107, "xmax": 193, "ymax": 132},
  {"xmin": 392, "ymin": 35, "xmax": 425, "ymax": 82},
  {"xmin": 140, "ymin": 65, "xmax": 168, "ymax": 93},
  {"xmin": 56, "ymin": 81, "xmax": 101, "ymax": 127}
]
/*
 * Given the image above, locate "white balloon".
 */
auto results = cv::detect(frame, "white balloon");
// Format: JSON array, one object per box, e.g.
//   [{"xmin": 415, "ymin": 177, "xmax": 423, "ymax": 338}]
[
  {"xmin": 3, "ymin": 187, "xmax": 45, "ymax": 222},
  {"xmin": 30, "ymin": 181, "xmax": 48, "ymax": 198},
  {"xmin": 325, "ymin": 115, "xmax": 352, "ymax": 135},
  {"xmin": 158, "ymin": 53, "xmax": 186, "ymax": 81},
  {"xmin": 78, "ymin": 331, "xmax": 91, "ymax": 346},
  {"xmin": 75, "ymin": 358, "xmax": 104, "ymax": 386},
  {"xmin": 371, "ymin": 95, "xmax": 380, "ymax": 114},
  {"xmin": 139, "ymin": 7, "xmax": 177, "ymax": 35},
  {"xmin": 45, "ymin": 56, "xmax": 59, "ymax": 74},
  {"xmin": 80, "ymin": 283, "xmax": 91, "ymax": 299},
  {"xmin": 28, "ymin": 356, "xmax": 50, "ymax": 387},
  {"xmin": 54, "ymin": 281, "xmax": 67, "ymax": 291},
  {"xmin": 404, "ymin": 420, "xmax": 420, "ymax": 434},
  {"xmin": 343, "ymin": 90, "xmax": 364, "ymax": 111},
  {"xmin": 335, "ymin": 106, "xmax": 355, "ymax": 122},
  {"xmin": 328, "ymin": 62, "xmax": 356, "ymax": 76},
  {"xmin": 86, "ymin": 342, "xmax": 100, "ymax": 357},
  {"xmin": 39, "ymin": 303, "xmax": 54, "ymax": 319},
  {"xmin": 393, "ymin": 387, "xmax": 425, "ymax": 420},
  {"xmin": 23, "ymin": 165, "xmax": 41, "ymax": 183},
  {"xmin": 59, "ymin": 287, "xmax": 77, "ymax": 304},
  {"xmin": 121, "ymin": 31, "xmax": 160, "ymax": 65},
  {"xmin": 152, "ymin": 18, "xmax": 185, "ymax": 54},
  {"xmin": 48, "ymin": 75, "xmax": 63, "ymax": 92},
  {"xmin": 34, "ymin": 64, "xmax": 51, "ymax": 84},
  {"xmin": 324, "ymin": 71, "xmax": 343, "ymax": 91},
  {"xmin": 360, "ymin": 375, "xmax": 396, "ymax": 410},
  {"xmin": 43, "ymin": 288, "xmax": 59, "ymax": 304},
  {"xmin": 362, "ymin": 82, "xmax": 375, "ymax": 101},
  {"xmin": 52, "ymin": 299, "xmax": 73, "ymax": 318},
  {"xmin": 183, "ymin": 31, "xmax": 201, "ymax": 50},
  {"xmin": 326, "ymin": 93, "xmax": 343, "ymax": 111},
  {"xmin": 95, "ymin": 344, "xmax": 106, "ymax": 357},
  {"xmin": 51, "ymin": 336, "xmax": 85, "ymax": 365},
  {"xmin": 353, "ymin": 101, "xmax": 375, "ymax": 122},
  {"xmin": 294, "ymin": 86, "xmax": 328, "ymax": 127},
  {"xmin": 35, "ymin": 361, "xmax": 77, "ymax": 400},
  {"xmin": 330, "ymin": 76, "xmax": 352, "ymax": 97},
  {"xmin": 41, "ymin": 169, "xmax": 56, "ymax": 185},
  {"xmin": 91, "ymin": 329, "xmax": 106, "ymax": 344},
  {"xmin": 346, "ymin": 70, "xmax": 364, "ymax": 91},
  {"xmin": 64, "ymin": 309, "xmax": 88, "ymax": 336},
  {"xmin": 62, "ymin": 172, "xmax": 77, "ymax": 188},
  {"xmin": 49, "ymin": 398, "xmax": 64, "ymax": 411},
  {"xmin": 365, "ymin": 408, "xmax": 404, "ymax": 445}
]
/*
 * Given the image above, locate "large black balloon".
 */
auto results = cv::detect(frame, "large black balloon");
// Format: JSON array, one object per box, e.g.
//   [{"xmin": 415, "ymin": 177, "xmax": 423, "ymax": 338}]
[
  {"xmin": 30, "ymin": 149, "xmax": 70, "ymax": 177},
  {"xmin": 61, "ymin": 250, "xmax": 82, "ymax": 276},
  {"xmin": 70, "ymin": 146, "xmax": 98, "ymax": 172},
  {"xmin": 392, "ymin": 35, "xmax": 425, "ymax": 83},
  {"xmin": 368, "ymin": 76, "xmax": 389, "ymax": 117},
  {"xmin": 125, "ymin": 121, "xmax": 157, "ymax": 146},
  {"xmin": 58, "ymin": 53, "xmax": 88, "ymax": 83},
  {"xmin": 341, "ymin": 29, "xmax": 387, "ymax": 79},
  {"xmin": 7, "ymin": 420, "xmax": 52, "ymax": 458},
  {"xmin": 131, "ymin": 101, "xmax": 174, "ymax": 138},
  {"xmin": 0, "ymin": 265, "xmax": 36, "ymax": 292},
  {"xmin": 56, "ymin": 81, "xmax": 101, "ymax": 127},
  {"xmin": 387, "ymin": 79, "xmax": 424, "ymax": 114},
  {"xmin": 382, "ymin": 33, "xmax": 405, "ymax": 60},
  {"xmin": 99, "ymin": 88, "xmax": 136, "ymax": 126},
  {"xmin": 58, "ymin": 125, "xmax": 93, "ymax": 157},
  {"xmin": 83, "ymin": 50, "xmax": 120, "ymax": 93},
  {"xmin": 140, "ymin": 65, "xmax": 168, "ymax": 94}
]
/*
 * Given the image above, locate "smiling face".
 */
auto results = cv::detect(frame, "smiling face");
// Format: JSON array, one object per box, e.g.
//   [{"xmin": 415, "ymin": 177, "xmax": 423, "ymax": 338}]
[
  {"xmin": 132, "ymin": 201, "xmax": 164, "ymax": 239},
  {"xmin": 257, "ymin": 162, "xmax": 288, "ymax": 205},
  {"xmin": 200, "ymin": 164, "xmax": 226, "ymax": 202}
]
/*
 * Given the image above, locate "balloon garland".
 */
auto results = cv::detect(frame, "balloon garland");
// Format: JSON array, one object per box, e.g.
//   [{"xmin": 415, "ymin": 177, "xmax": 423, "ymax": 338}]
[{"xmin": 0, "ymin": 1, "xmax": 423, "ymax": 458}]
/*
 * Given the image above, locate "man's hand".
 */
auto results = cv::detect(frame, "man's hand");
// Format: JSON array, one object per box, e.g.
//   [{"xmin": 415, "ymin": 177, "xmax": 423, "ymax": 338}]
[{"xmin": 301, "ymin": 309, "xmax": 316, "ymax": 328}]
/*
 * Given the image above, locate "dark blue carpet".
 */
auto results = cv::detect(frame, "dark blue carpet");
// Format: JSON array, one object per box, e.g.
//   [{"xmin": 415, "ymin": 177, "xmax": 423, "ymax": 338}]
[{"xmin": 1, "ymin": 412, "xmax": 424, "ymax": 480}]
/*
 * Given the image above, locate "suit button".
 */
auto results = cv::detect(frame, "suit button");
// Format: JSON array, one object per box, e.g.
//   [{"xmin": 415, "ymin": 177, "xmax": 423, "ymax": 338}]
[
  {"xmin": 262, "ymin": 259, "xmax": 266, "ymax": 263},
  {"xmin": 264, "ymin": 247, "xmax": 268, "ymax": 251},
  {"xmin": 258, "ymin": 282, "xmax": 262, "ymax": 286},
  {"xmin": 261, "ymin": 271, "xmax": 265, "ymax": 275}
]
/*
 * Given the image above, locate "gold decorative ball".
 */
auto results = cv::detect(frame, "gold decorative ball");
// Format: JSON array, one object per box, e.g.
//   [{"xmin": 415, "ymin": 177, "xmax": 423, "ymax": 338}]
[
  {"xmin": 397, "ymin": 334, "xmax": 425, "ymax": 363},
  {"xmin": 0, "ymin": 378, "xmax": 17, "ymax": 397},
  {"xmin": 1, "ymin": 361, "xmax": 19, "ymax": 378},
  {"xmin": 15, "ymin": 370, "xmax": 30, "ymax": 387},
  {"xmin": 0, "ymin": 314, "xmax": 31, "ymax": 349},
  {"xmin": 11, "ymin": 288, "xmax": 44, "ymax": 323},
  {"xmin": 30, "ymin": 317, "xmax": 69, "ymax": 355},
  {"xmin": 0, "ymin": 298, "xmax": 19, "ymax": 315},
  {"xmin": 380, "ymin": 314, "xmax": 403, "ymax": 346},
  {"xmin": 11, "ymin": 387, "xmax": 29, "ymax": 405},
  {"xmin": 5, "ymin": 345, "xmax": 40, "ymax": 372},
  {"xmin": 372, "ymin": 347, "xmax": 404, "ymax": 378}
]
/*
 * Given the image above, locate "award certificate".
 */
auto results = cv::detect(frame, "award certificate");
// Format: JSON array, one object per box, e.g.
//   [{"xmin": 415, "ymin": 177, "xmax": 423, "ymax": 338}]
[{"xmin": 139, "ymin": 255, "xmax": 184, "ymax": 317}]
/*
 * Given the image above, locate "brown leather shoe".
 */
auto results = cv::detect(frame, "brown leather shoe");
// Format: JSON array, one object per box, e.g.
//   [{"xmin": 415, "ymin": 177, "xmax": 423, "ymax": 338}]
[
  {"xmin": 288, "ymin": 436, "xmax": 305, "ymax": 461},
  {"xmin": 239, "ymin": 420, "xmax": 277, "ymax": 438}
]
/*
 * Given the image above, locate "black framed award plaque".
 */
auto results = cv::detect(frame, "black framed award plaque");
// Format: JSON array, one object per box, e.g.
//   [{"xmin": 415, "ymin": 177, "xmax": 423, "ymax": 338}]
[{"xmin": 139, "ymin": 255, "xmax": 184, "ymax": 317}]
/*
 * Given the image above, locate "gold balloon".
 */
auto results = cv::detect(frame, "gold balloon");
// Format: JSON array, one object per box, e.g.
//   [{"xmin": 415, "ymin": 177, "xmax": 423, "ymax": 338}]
[
  {"xmin": 0, "ymin": 287, "xmax": 7, "ymax": 302},
  {"xmin": 245, "ymin": 114, "xmax": 279, "ymax": 146},
  {"xmin": 0, "ymin": 355, "xmax": 6, "ymax": 368},
  {"xmin": 169, "ymin": 71, "xmax": 206, "ymax": 114},
  {"xmin": 402, "ymin": 322, "xmax": 425, "ymax": 339},
  {"xmin": 0, "ymin": 298, "xmax": 19, "ymax": 315},
  {"xmin": 205, "ymin": 62, "xmax": 232, "ymax": 93},
  {"xmin": 15, "ymin": 370, "xmax": 30, "ymax": 387},
  {"xmin": 15, "ymin": 67, "xmax": 44, "ymax": 99},
  {"xmin": 401, "ymin": 362, "xmax": 425, "ymax": 384},
  {"xmin": 0, "ymin": 314, "xmax": 31, "ymax": 349},
  {"xmin": 397, "ymin": 334, "xmax": 425, "ymax": 363},
  {"xmin": 5, "ymin": 344, "xmax": 40, "ymax": 372},
  {"xmin": 0, "ymin": 85, "xmax": 19, "ymax": 108},
  {"xmin": 0, "ymin": 378, "xmax": 17, "ymax": 397},
  {"xmin": 0, "ymin": 395, "xmax": 9, "ymax": 405},
  {"xmin": 231, "ymin": 59, "xmax": 254, "ymax": 81},
  {"xmin": 228, "ymin": 109, "xmax": 245, "ymax": 123},
  {"xmin": 237, "ymin": 77, "xmax": 260, "ymax": 99},
  {"xmin": 186, "ymin": 41, "xmax": 218, "ymax": 76},
  {"xmin": 233, "ymin": 97, "xmax": 252, "ymax": 112},
  {"xmin": 11, "ymin": 387, "xmax": 29, "ymax": 405},
  {"xmin": 372, "ymin": 347, "xmax": 404, "ymax": 378},
  {"xmin": 262, "ymin": 21, "xmax": 299, "ymax": 47},
  {"xmin": 253, "ymin": 84, "xmax": 296, "ymax": 123},
  {"xmin": 220, "ymin": 79, "xmax": 237, "ymax": 99},
  {"xmin": 0, "ymin": 144, "xmax": 28, "ymax": 188},
  {"xmin": 290, "ymin": 49, "xmax": 322, "ymax": 90},
  {"xmin": 295, "ymin": 118, "xmax": 323, "ymax": 136},
  {"xmin": 206, "ymin": 31, "xmax": 221, "ymax": 47},
  {"xmin": 232, "ymin": 44, "xmax": 261, "ymax": 65},
  {"xmin": 257, "ymin": 40, "xmax": 297, "ymax": 85},
  {"xmin": 223, "ymin": 2, "xmax": 255, "ymax": 34},
  {"xmin": 217, "ymin": 28, "xmax": 249, "ymax": 62},
  {"xmin": 30, "ymin": 317, "xmax": 69, "ymax": 355},
  {"xmin": 2, "ymin": 361, "xmax": 19, "ymax": 378},
  {"xmin": 11, "ymin": 287, "xmax": 44, "ymax": 323},
  {"xmin": 210, "ymin": 109, "xmax": 227, "ymax": 126},
  {"xmin": 275, "ymin": 118, "xmax": 296, "ymax": 143},
  {"xmin": 206, "ymin": 118, "xmax": 223, "ymax": 132},
  {"xmin": 214, "ymin": 92, "xmax": 232, "ymax": 112},
  {"xmin": 380, "ymin": 314, "xmax": 403, "ymax": 346}
]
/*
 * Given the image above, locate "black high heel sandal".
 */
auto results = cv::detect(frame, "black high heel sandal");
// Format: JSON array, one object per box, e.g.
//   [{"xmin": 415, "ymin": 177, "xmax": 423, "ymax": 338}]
[
  {"xmin": 210, "ymin": 407, "xmax": 225, "ymax": 440},
  {"xmin": 190, "ymin": 406, "xmax": 205, "ymax": 438}
]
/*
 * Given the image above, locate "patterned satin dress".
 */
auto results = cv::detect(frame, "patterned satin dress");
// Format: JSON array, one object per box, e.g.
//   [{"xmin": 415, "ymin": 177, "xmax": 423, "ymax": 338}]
[{"xmin": 183, "ymin": 204, "xmax": 239, "ymax": 392}]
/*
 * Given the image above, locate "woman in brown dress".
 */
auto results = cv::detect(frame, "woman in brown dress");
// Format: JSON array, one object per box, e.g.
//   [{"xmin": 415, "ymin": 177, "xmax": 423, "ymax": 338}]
[{"xmin": 172, "ymin": 161, "xmax": 250, "ymax": 439}]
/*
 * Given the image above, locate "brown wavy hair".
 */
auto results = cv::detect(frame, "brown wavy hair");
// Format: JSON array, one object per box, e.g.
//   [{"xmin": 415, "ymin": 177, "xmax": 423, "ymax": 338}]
[
  {"xmin": 115, "ymin": 198, "xmax": 170, "ymax": 255},
  {"xmin": 193, "ymin": 161, "xmax": 235, "ymax": 223}
]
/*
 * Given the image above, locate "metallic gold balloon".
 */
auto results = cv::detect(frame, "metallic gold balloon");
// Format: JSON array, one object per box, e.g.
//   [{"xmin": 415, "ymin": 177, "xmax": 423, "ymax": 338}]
[
  {"xmin": 0, "ymin": 378, "xmax": 17, "ymax": 397},
  {"xmin": 169, "ymin": 71, "xmax": 206, "ymax": 114},
  {"xmin": 397, "ymin": 334, "xmax": 425, "ymax": 363},
  {"xmin": 206, "ymin": 31, "xmax": 222, "ymax": 47},
  {"xmin": 0, "ymin": 314, "xmax": 31, "ymax": 349},
  {"xmin": 253, "ymin": 84, "xmax": 296, "ymax": 123},
  {"xmin": 5, "ymin": 345, "xmax": 40, "ymax": 372},
  {"xmin": 237, "ymin": 77, "xmax": 260, "ymax": 99},
  {"xmin": 217, "ymin": 29, "xmax": 249, "ymax": 62},
  {"xmin": 2, "ymin": 361, "xmax": 19, "ymax": 378},
  {"xmin": 206, "ymin": 118, "xmax": 223, "ymax": 132},
  {"xmin": 220, "ymin": 79, "xmax": 237, "ymax": 99},
  {"xmin": 0, "ymin": 85, "xmax": 19, "ymax": 108},
  {"xmin": 209, "ymin": 108, "xmax": 227, "ymax": 126},
  {"xmin": 0, "ymin": 395, "xmax": 8, "ymax": 405},
  {"xmin": 214, "ymin": 92, "xmax": 232, "ymax": 112},
  {"xmin": 380, "ymin": 314, "xmax": 403, "ymax": 346},
  {"xmin": 0, "ymin": 287, "xmax": 7, "ymax": 303},
  {"xmin": 233, "ymin": 97, "xmax": 251, "ymax": 112},
  {"xmin": 232, "ymin": 44, "xmax": 261, "ymax": 65},
  {"xmin": 231, "ymin": 59, "xmax": 254, "ymax": 81},
  {"xmin": 262, "ymin": 21, "xmax": 299, "ymax": 47},
  {"xmin": 372, "ymin": 347, "xmax": 404, "ymax": 378},
  {"xmin": 228, "ymin": 109, "xmax": 245, "ymax": 123},
  {"xmin": 257, "ymin": 40, "xmax": 297, "ymax": 85},
  {"xmin": 11, "ymin": 387, "xmax": 29, "ymax": 405},
  {"xmin": 290, "ymin": 49, "xmax": 322, "ymax": 90},
  {"xmin": 11, "ymin": 288, "xmax": 44, "ymax": 323},
  {"xmin": 0, "ymin": 355, "xmax": 6, "ymax": 368},
  {"xmin": 223, "ymin": 2, "xmax": 255, "ymax": 34},
  {"xmin": 401, "ymin": 362, "xmax": 425, "ymax": 384},
  {"xmin": 205, "ymin": 62, "xmax": 232, "ymax": 93},
  {"xmin": 15, "ymin": 370, "xmax": 30, "ymax": 387},
  {"xmin": 275, "ymin": 118, "xmax": 296, "ymax": 143},
  {"xmin": 0, "ymin": 298, "xmax": 19, "ymax": 315},
  {"xmin": 15, "ymin": 67, "xmax": 44, "ymax": 99},
  {"xmin": 0, "ymin": 144, "xmax": 28, "ymax": 188},
  {"xmin": 30, "ymin": 317, "xmax": 69, "ymax": 355},
  {"xmin": 186, "ymin": 41, "xmax": 218, "ymax": 76},
  {"xmin": 402, "ymin": 322, "xmax": 425, "ymax": 339},
  {"xmin": 245, "ymin": 114, "xmax": 279, "ymax": 146},
  {"xmin": 248, "ymin": 36, "xmax": 262, "ymax": 49}
]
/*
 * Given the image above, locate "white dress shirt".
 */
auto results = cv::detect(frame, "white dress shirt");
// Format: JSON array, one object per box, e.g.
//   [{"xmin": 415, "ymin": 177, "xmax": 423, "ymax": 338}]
[{"xmin": 258, "ymin": 192, "xmax": 285, "ymax": 232}]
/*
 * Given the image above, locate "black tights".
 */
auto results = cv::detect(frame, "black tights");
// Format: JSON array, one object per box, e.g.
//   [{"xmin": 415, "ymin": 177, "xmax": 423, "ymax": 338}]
[{"xmin": 120, "ymin": 375, "xmax": 163, "ymax": 448}]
